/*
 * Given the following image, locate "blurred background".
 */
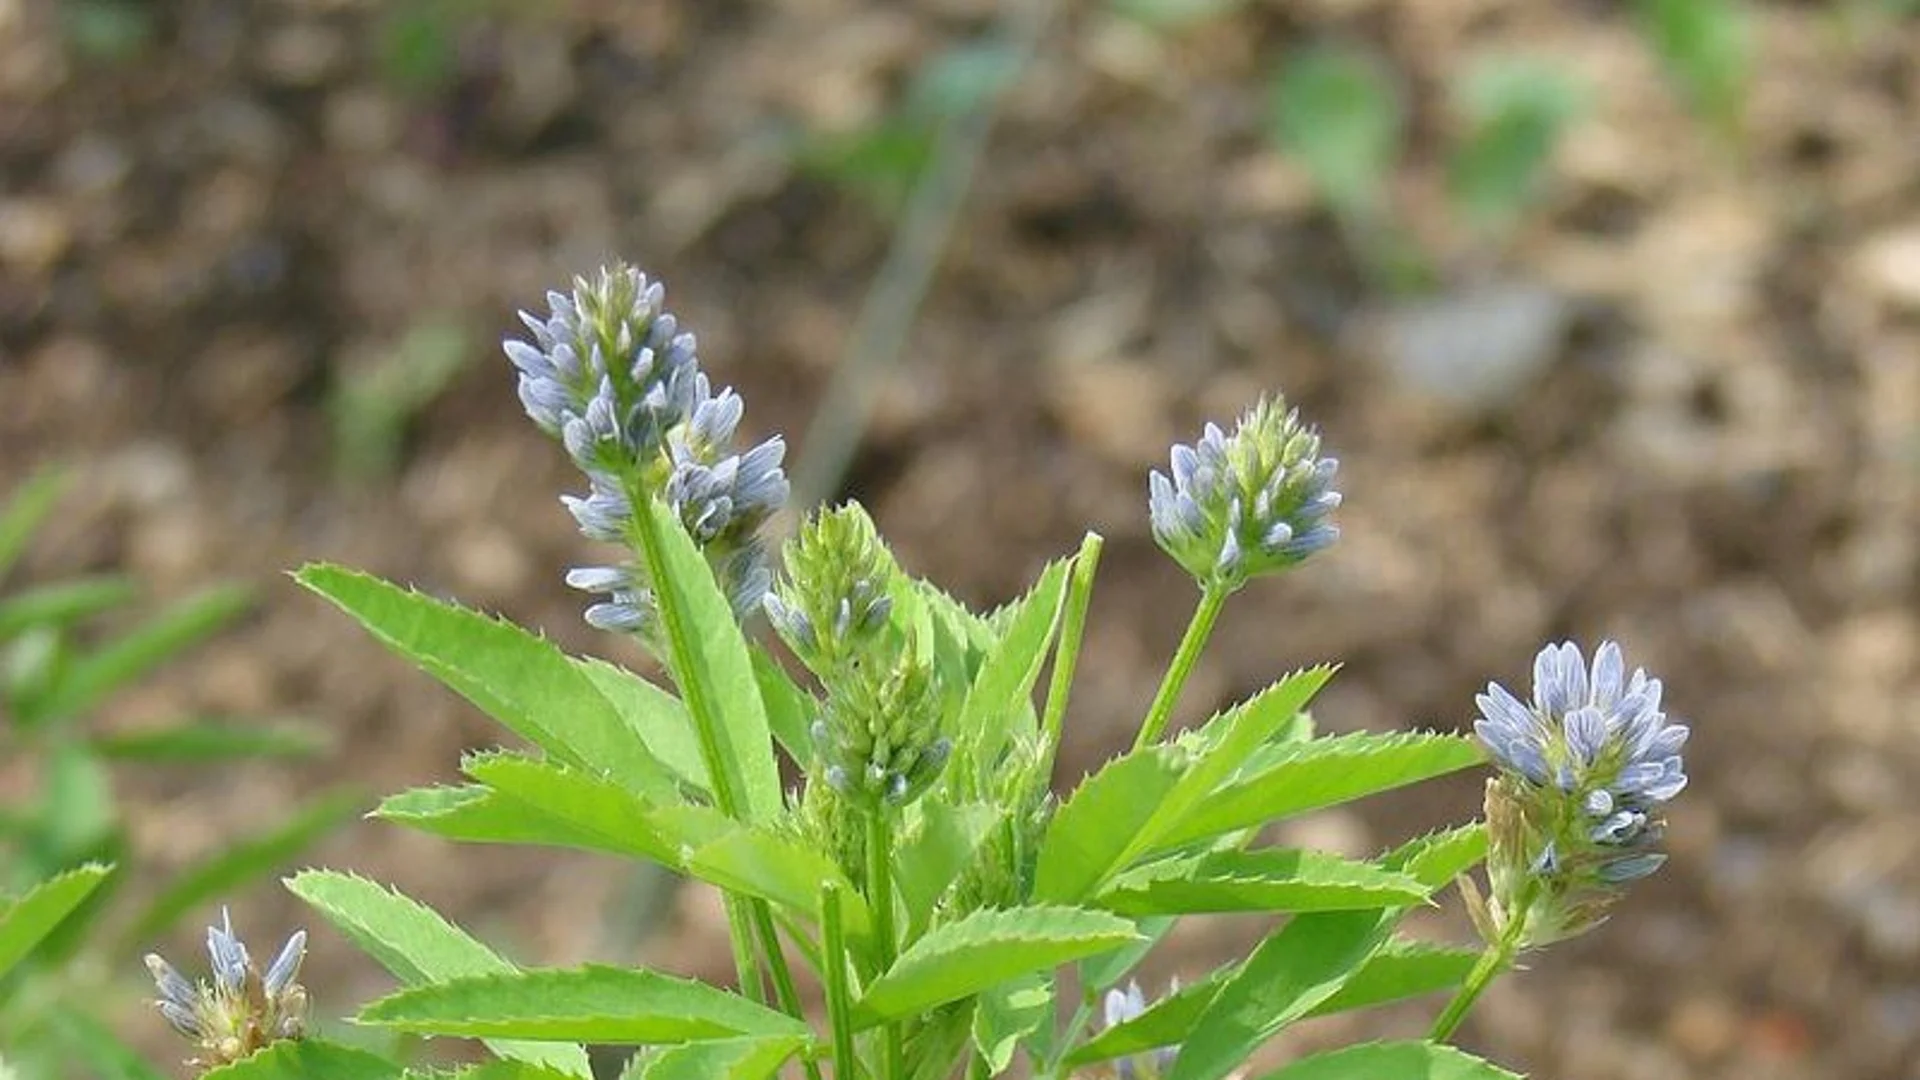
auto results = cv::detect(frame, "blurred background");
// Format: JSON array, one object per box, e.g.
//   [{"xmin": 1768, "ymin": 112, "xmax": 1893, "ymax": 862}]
[{"xmin": 2, "ymin": 0, "xmax": 1918, "ymax": 1077}]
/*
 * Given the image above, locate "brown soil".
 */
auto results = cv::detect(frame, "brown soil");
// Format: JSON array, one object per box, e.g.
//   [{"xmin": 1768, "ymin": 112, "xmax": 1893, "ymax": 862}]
[{"xmin": 4, "ymin": 1, "xmax": 1918, "ymax": 1078}]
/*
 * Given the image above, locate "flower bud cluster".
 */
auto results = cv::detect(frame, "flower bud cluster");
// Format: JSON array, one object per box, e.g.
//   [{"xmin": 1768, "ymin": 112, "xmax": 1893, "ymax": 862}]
[
  {"xmin": 811, "ymin": 643, "xmax": 951, "ymax": 806},
  {"xmin": 762, "ymin": 504, "xmax": 895, "ymax": 676},
  {"xmin": 1148, "ymin": 398, "xmax": 1340, "ymax": 590},
  {"xmin": 1471, "ymin": 640, "xmax": 1688, "ymax": 946},
  {"xmin": 505, "ymin": 264, "xmax": 788, "ymax": 633},
  {"xmin": 144, "ymin": 909, "xmax": 309, "ymax": 1068}
]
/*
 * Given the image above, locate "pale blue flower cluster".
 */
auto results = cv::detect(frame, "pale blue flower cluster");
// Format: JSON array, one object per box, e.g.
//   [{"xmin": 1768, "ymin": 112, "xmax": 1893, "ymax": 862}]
[
  {"xmin": 504, "ymin": 265, "xmax": 787, "ymax": 630},
  {"xmin": 144, "ymin": 909, "xmax": 308, "ymax": 1063},
  {"xmin": 1475, "ymin": 640, "xmax": 1688, "ymax": 884},
  {"xmin": 1148, "ymin": 398, "xmax": 1340, "ymax": 589}
]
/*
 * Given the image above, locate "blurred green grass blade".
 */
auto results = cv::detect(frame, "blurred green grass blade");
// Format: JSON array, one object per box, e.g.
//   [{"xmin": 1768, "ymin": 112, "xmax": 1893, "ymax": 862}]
[
  {"xmin": 330, "ymin": 316, "xmax": 475, "ymax": 481},
  {"xmin": 122, "ymin": 788, "xmax": 360, "ymax": 947},
  {"xmin": 0, "ymin": 862, "xmax": 113, "ymax": 980},
  {"xmin": 32, "ymin": 583, "xmax": 252, "ymax": 725},
  {"xmin": 32, "ymin": 743, "xmax": 117, "ymax": 869},
  {"xmin": 1270, "ymin": 42, "xmax": 1403, "ymax": 219},
  {"xmin": 0, "ymin": 577, "xmax": 136, "ymax": 643},
  {"xmin": 37, "ymin": 1006, "xmax": 170, "ymax": 1080},
  {"xmin": 1109, "ymin": 0, "xmax": 1246, "ymax": 30},
  {"xmin": 89, "ymin": 719, "xmax": 327, "ymax": 762},
  {"xmin": 0, "ymin": 467, "xmax": 69, "ymax": 584},
  {"xmin": 1636, "ymin": 0, "xmax": 1751, "ymax": 135}
]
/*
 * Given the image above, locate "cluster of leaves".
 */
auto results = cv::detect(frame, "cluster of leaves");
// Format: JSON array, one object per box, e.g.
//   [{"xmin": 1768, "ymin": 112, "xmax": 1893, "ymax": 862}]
[
  {"xmin": 227, "ymin": 454, "xmax": 1523, "ymax": 1080},
  {"xmin": 0, "ymin": 469, "xmax": 349, "ymax": 1077}
]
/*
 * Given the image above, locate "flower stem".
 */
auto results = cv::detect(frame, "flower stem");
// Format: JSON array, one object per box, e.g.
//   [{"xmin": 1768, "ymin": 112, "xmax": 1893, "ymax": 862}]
[
  {"xmin": 821, "ymin": 882, "xmax": 861, "ymax": 1080},
  {"xmin": 868, "ymin": 807, "xmax": 905, "ymax": 1080},
  {"xmin": 1428, "ymin": 893, "xmax": 1530, "ymax": 1043},
  {"xmin": 1132, "ymin": 581, "xmax": 1229, "ymax": 751}
]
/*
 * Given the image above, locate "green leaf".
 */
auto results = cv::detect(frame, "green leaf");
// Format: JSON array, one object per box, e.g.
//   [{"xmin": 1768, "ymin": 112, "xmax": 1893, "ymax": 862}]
[
  {"xmin": 573, "ymin": 657, "xmax": 707, "ymax": 792},
  {"xmin": 1447, "ymin": 57, "xmax": 1584, "ymax": 229},
  {"xmin": 1152, "ymin": 732, "xmax": 1486, "ymax": 851},
  {"xmin": 856, "ymin": 906, "xmax": 1138, "ymax": 1026},
  {"xmin": 972, "ymin": 972, "xmax": 1052, "ymax": 1073},
  {"xmin": 1270, "ymin": 43, "xmax": 1403, "ymax": 219},
  {"xmin": 1064, "ymin": 965, "xmax": 1216, "ymax": 1068},
  {"xmin": 296, "ymin": 565, "xmax": 678, "ymax": 804},
  {"xmin": 1636, "ymin": 0, "xmax": 1750, "ymax": 135},
  {"xmin": 1305, "ymin": 938, "xmax": 1478, "ymax": 1018},
  {"xmin": 0, "ymin": 863, "xmax": 112, "ymax": 979},
  {"xmin": 1161, "ymin": 827, "xmax": 1477, "ymax": 1080},
  {"xmin": 1253, "ymin": 1041, "xmax": 1523, "ymax": 1080},
  {"xmin": 408, "ymin": 1066, "xmax": 582, "ymax": 1080},
  {"xmin": 375, "ymin": 784, "xmax": 581, "ymax": 845},
  {"xmin": 1390, "ymin": 824, "xmax": 1490, "ymax": 890},
  {"xmin": 631, "ymin": 500, "xmax": 782, "ymax": 821},
  {"xmin": 407, "ymin": 1067, "xmax": 582, "ymax": 1080},
  {"xmin": 1097, "ymin": 848, "xmax": 1430, "ymax": 916},
  {"xmin": 683, "ymin": 826, "xmax": 870, "ymax": 941},
  {"xmin": 358, "ymin": 965, "xmax": 811, "ymax": 1044},
  {"xmin": 1067, "ymin": 937, "xmax": 1480, "ymax": 1069},
  {"xmin": 750, "ymin": 647, "xmax": 814, "ymax": 763},
  {"xmin": 1035, "ymin": 669, "xmax": 1337, "ymax": 906},
  {"xmin": 286, "ymin": 870, "xmax": 591, "ymax": 1076},
  {"xmin": 90, "ymin": 719, "xmax": 326, "ymax": 762},
  {"xmin": 463, "ymin": 752, "xmax": 719, "ymax": 867},
  {"xmin": 125, "ymin": 789, "xmax": 360, "ymax": 946},
  {"xmin": 953, "ymin": 556, "xmax": 1071, "ymax": 778},
  {"xmin": 200, "ymin": 1040, "xmax": 405, "ymax": 1080},
  {"xmin": 32, "ymin": 584, "xmax": 251, "ymax": 723},
  {"xmin": 0, "ymin": 577, "xmax": 136, "ymax": 642},
  {"xmin": 635, "ymin": 1035, "xmax": 808, "ymax": 1080},
  {"xmin": 1033, "ymin": 748, "xmax": 1185, "ymax": 904},
  {"xmin": 1077, "ymin": 915, "xmax": 1174, "ymax": 993},
  {"xmin": 1167, "ymin": 908, "xmax": 1394, "ymax": 1080},
  {"xmin": 894, "ymin": 801, "xmax": 999, "ymax": 938},
  {"xmin": 0, "ymin": 467, "xmax": 69, "ymax": 583}
]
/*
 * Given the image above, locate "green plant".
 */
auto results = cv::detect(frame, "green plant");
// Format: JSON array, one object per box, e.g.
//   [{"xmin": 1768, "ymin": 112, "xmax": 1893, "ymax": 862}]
[
  {"xmin": 153, "ymin": 266, "xmax": 1691, "ymax": 1079},
  {"xmin": 329, "ymin": 316, "xmax": 476, "ymax": 482},
  {"xmin": 0, "ymin": 468, "xmax": 351, "ymax": 1075}
]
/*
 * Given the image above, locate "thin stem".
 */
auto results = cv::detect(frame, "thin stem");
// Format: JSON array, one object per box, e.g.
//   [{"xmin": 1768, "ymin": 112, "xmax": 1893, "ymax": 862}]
[
  {"xmin": 822, "ymin": 882, "xmax": 862, "ymax": 1080},
  {"xmin": 790, "ymin": 0, "xmax": 1058, "ymax": 508},
  {"xmin": 750, "ymin": 904, "xmax": 823, "ymax": 1080},
  {"xmin": 1131, "ymin": 582, "xmax": 1229, "ymax": 751},
  {"xmin": 1040, "ymin": 988, "xmax": 1099, "ymax": 1080},
  {"xmin": 1038, "ymin": 533, "xmax": 1103, "ymax": 773},
  {"xmin": 867, "ymin": 808, "xmax": 905, "ymax": 1080},
  {"xmin": 1428, "ymin": 891, "xmax": 1531, "ymax": 1043}
]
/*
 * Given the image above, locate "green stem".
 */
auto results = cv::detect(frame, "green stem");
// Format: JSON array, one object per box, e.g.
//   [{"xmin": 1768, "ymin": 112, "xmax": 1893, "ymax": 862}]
[
  {"xmin": 867, "ymin": 808, "xmax": 905, "ymax": 1080},
  {"xmin": 1428, "ymin": 892, "xmax": 1531, "ymax": 1042},
  {"xmin": 749, "ymin": 904, "xmax": 823, "ymax": 1080},
  {"xmin": 1131, "ymin": 582, "xmax": 1229, "ymax": 751},
  {"xmin": 821, "ymin": 882, "xmax": 862, "ymax": 1080},
  {"xmin": 1039, "ymin": 533, "xmax": 1103, "ymax": 769}
]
